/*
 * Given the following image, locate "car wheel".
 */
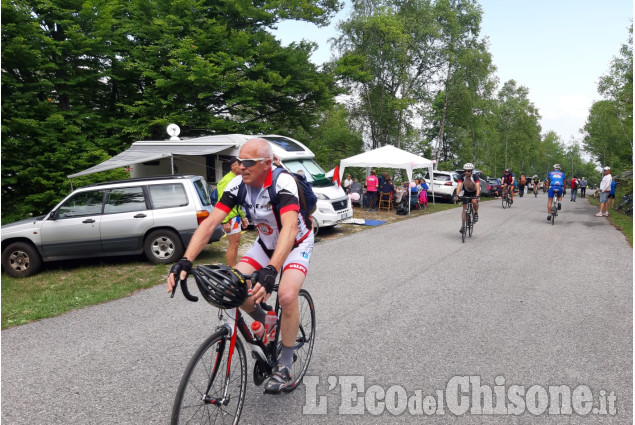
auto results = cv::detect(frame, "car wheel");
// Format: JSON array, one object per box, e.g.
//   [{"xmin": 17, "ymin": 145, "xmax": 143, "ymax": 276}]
[
  {"xmin": 144, "ymin": 229, "xmax": 184, "ymax": 264},
  {"xmin": 1, "ymin": 242, "xmax": 43, "ymax": 278},
  {"xmin": 311, "ymin": 216, "xmax": 319, "ymax": 237}
]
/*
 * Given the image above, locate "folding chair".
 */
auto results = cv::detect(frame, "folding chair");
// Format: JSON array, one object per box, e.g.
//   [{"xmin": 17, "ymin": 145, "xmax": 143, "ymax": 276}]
[{"xmin": 378, "ymin": 192, "xmax": 393, "ymax": 211}]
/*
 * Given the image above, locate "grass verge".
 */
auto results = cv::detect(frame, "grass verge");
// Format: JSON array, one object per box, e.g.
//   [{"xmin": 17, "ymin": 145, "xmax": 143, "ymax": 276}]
[
  {"xmin": 587, "ymin": 193, "xmax": 633, "ymax": 247},
  {"xmin": 1, "ymin": 200, "xmax": 461, "ymax": 329}
]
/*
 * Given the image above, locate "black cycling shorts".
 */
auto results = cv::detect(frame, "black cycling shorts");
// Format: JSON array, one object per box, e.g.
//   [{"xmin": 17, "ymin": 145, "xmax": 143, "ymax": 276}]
[{"xmin": 462, "ymin": 191, "xmax": 477, "ymax": 204}]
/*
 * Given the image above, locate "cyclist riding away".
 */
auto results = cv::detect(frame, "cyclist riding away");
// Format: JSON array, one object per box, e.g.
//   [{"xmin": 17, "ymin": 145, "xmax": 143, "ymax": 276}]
[
  {"xmin": 167, "ymin": 138, "xmax": 314, "ymax": 394},
  {"xmin": 546, "ymin": 163, "xmax": 566, "ymax": 222},
  {"xmin": 501, "ymin": 168, "xmax": 515, "ymax": 204},
  {"xmin": 455, "ymin": 163, "xmax": 481, "ymax": 233}
]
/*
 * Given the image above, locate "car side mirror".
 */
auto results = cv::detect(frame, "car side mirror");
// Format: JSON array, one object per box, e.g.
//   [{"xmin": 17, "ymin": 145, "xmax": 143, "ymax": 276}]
[{"xmin": 48, "ymin": 210, "xmax": 57, "ymax": 220}]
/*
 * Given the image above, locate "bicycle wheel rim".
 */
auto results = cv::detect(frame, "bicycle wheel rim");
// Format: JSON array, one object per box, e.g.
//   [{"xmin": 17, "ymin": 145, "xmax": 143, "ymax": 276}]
[
  {"xmin": 501, "ymin": 196, "xmax": 506, "ymax": 209},
  {"xmin": 171, "ymin": 331, "xmax": 247, "ymax": 425},
  {"xmin": 468, "ymin": 213, "xmax": 473, "ymax": 237},
  {"xmin": 284, "ymin": 289, "xmax": 316, "ymax": 391}
]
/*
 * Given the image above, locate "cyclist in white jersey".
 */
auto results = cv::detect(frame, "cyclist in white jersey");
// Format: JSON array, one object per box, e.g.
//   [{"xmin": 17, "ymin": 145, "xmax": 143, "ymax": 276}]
[{"xmin": 167, "ymin": 138, "xmax": 314, "ymax": 393}]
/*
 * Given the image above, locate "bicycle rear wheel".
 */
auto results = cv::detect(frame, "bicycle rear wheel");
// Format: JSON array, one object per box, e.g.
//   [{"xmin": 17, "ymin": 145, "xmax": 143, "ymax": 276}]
[
  {"xmin": 280, "ymin": 289, "xmax": 316, "ymax": 392},
  {"xmin": 171, "ymin": 330, "xmax": 247, "ymax": 425},
  {"xmin": 551, "ymin": 206, "xmax": 556, "ymax": 225}
]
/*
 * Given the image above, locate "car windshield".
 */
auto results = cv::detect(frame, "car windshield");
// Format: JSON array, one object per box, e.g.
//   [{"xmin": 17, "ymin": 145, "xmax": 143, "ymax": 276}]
[{"xmin": 283, "ymin": 159, "xmax": 331, "ymax": 186}]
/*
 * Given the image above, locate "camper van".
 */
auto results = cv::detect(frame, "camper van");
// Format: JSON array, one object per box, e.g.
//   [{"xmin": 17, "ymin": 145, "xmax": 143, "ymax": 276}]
[{"xmin": 71, "ymin": 128, "xmax": 352, "ymax": 232}]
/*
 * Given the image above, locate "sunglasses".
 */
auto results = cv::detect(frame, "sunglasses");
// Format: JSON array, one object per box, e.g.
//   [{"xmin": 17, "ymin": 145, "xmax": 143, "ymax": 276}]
[
  {"xmin": 237, "ymin": 157, "xmax": 268, "ymax": 168},
  {"xmin": 464, "ymin": 170, "xmax": 473, "ymax": 173}
]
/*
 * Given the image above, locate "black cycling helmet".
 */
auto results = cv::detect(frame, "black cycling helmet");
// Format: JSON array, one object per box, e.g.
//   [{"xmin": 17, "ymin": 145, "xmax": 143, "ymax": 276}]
[{"xmin": 192, "ymin": 264, "xmax": 249, "ymax": 309}]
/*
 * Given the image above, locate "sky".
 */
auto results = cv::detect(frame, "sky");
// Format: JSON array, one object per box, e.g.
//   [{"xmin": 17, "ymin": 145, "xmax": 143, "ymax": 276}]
[{"xmin": 272, "ymin": 0, "xmax": 633, "ymax": 149}]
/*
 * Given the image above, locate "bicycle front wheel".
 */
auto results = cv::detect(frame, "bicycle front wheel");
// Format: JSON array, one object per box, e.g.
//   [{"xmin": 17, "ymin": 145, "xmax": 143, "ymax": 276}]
[
  {"xmin": 171, "ymin": 330, "xmax": 247, "ymax": 425},
  {"xmin": 461, "ymin": 215, "xmax": 466, "ymax": 243},
  {"xmin": 283, "ymin": 289, "xmax": 316, "ymax": 392},
  {"xmin": 501, "ymin": 195, "xmax": 507, "ymax": 209},
  {"xmin": 468, "ymin": 212, "xmax": 473, "ymax": 237}
]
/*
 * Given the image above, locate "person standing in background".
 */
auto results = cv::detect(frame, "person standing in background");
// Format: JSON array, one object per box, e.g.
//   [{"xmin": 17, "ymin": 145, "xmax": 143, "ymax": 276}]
[
  {"xmin": 596, "ymin": 167, "xmax": 612, "ymax": 217},
  {"xmin": 216, "ymin": 157, "xmax": 249, "ymax": 267},
  {"xmin": 609, "ymin": 178, "xmax": 618, "ymax": 210},
  {"xmin": 519, "ymin": 173, "xmax": 526, "ymax": 197},
  {"xmin": 570, "ymin": 175, "xmax": 578, "ymax": 202},
  {"xmin": 365, "ymin": 170, "xmax": 379, "ymax": 212},
  {"xmin": 579, "ymin": 176, "xmax": 588, "ymax": 198}
]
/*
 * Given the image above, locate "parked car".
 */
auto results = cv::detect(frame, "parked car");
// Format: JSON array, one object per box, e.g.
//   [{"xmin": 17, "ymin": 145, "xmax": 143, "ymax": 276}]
[
  {"xmin": 483, "ymin": 178, "xmax": 502, "ymax": 197},
  {"xmin": 1, "ymin": 175, "xmax": 224, "ymax": 278},
  {"xmin": 424, "ymin": 170, "xmax": 459, "ymax": 203}
]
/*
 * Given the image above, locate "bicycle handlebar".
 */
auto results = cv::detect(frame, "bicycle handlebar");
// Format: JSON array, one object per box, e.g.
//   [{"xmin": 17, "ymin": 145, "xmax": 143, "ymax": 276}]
[{"xmin": 170, "ymin": 267, "xmax": 260, "ymax": 303}]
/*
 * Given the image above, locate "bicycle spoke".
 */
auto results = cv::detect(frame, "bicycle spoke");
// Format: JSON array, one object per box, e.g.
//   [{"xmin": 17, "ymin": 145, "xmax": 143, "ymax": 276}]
[
  {"xmin": 286, "ymin": 290, "xmax": 315, "ymax": 391},
  {"xmin": 172, "ymin": 332, "xmax": 246, "ymax": 425}
]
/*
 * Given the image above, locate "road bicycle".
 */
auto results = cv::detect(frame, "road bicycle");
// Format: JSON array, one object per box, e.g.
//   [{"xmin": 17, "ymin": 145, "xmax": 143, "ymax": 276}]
[
  {"xmin": 534, "ymin": 183, "xmax": 539, "ymax": 197},
  {"xmin": 617, "ymin": 193, "xmax": 632, "ymax": 215},
  {"xmin": 550, "ymin": 189, "xmax": 561, "ymax": 225},
  {"xmin": 170, "ymin": 265, "xmax": 316, "ymax": 425},
  {"xmin": 501, "ymin": 186, "xmax": 512, "ymax": 209},
  {"xmin": 459, "ymin": 196, "xmax": 478, "ymax": 243}
]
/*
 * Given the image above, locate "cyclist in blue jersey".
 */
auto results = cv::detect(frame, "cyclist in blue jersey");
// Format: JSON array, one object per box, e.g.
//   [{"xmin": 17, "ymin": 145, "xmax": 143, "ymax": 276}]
[
  {"xmin": 546, "ymin": 164, "xmax": 566, "ymax": 222},
  {"xmin": 501, "ymin": 169, "xmax": 515, "ymax": 203}
]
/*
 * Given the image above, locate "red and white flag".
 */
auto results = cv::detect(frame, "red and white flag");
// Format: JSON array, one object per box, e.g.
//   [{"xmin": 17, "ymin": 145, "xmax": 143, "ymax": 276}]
[{"xmin": 332, "ymin": 165, "xmax": 341, "ymax": 186}]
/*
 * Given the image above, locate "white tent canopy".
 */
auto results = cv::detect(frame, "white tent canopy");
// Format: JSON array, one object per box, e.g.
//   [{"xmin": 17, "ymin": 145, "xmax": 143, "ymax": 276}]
[{"xmin": 339, "ymin": 145, "xmax": 435, "ymax": 211}]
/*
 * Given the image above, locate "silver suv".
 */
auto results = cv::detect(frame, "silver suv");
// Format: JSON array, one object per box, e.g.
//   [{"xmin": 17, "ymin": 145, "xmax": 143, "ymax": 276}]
[{"xmin": 1, "ymin": 175, "xmax": 223, "ymax": 278}]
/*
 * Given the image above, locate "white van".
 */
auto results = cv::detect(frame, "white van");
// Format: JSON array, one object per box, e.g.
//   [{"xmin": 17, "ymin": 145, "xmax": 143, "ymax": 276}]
[{"xmin": 69, "ymin": 129, "xmax": 353, "ymax": 232}]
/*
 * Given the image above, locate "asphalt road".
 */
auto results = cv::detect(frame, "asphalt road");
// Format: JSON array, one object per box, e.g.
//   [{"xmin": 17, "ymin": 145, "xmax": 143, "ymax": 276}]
[{"xmin": 2, "ymin": 193, "xmax": 632, "ymax": 424}]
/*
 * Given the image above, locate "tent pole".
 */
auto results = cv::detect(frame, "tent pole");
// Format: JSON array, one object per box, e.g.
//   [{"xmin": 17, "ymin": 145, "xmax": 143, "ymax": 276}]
[{"xmin": 170, "ymin": 156, "xmax": 175, "ymax": 175}]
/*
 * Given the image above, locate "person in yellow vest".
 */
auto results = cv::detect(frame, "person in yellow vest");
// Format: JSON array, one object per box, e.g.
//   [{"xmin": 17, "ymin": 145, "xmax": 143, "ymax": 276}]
[{"xmin": 217, "ymin": 157, "xmax": 249, "ymax": 266}]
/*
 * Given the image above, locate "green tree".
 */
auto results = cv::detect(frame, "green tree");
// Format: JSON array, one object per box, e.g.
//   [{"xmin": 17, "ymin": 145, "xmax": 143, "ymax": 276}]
[
  {"xmin": 496, "ymin": 80, "xmax": 541, "ymax": 173},
  {"xmin": 429, "ymin": 0, "xmax": 495, "ymax": 166},
  {"xmin": 583, "ymin": 24, "xmax": 633, "ymax": 172},
  {"xmin": 333, "ymin": 0, "xmax": 440, "ymax": 150},
  {"xmin": 290, "ymin": 104, "xmax": 364, "ymax": 171},
  {"xmin": 1, "ymin": 0, "xmax": 341, "ymax": 223}
]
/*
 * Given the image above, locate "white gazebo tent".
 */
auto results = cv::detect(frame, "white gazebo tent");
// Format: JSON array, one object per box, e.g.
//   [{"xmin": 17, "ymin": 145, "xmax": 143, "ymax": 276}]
[{"xmin": 339, "ymin": 145, "xmax": 435, "ymax": 212}]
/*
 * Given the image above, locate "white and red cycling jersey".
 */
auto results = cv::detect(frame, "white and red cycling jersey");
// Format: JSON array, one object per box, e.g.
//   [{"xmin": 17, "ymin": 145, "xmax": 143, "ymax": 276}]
[{"xmin": 215, "ymin": 169, "xmax": 313, "ymax": 253}]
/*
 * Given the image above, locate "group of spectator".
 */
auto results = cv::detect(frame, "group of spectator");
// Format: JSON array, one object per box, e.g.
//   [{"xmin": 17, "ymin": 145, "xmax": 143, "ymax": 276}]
[
  {"xmin": 344, "ymin": 169, "xmax": 429, "ymax": 212},
  {"xmin": 568, "ymin": 176, "xmax": 589, "ymax": 201}
]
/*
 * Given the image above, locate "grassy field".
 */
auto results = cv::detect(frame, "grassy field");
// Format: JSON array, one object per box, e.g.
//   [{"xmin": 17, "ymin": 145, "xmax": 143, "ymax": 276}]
[{"xmin": 1, "ymin": 201, "xmax": 459, "ymax": 329}]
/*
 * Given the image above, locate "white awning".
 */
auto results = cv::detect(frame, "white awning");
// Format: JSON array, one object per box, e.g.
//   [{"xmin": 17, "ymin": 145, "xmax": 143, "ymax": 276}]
[{"xmin": 68, "ymin": 143, "xmax": 232, "ymax": 178}]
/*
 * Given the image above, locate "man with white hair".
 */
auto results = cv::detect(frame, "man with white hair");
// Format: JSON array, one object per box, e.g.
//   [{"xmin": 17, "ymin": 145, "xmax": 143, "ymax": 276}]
[
  {"xmin": 168, "ymin": 138, "xmax": 314, "ymax": 393},
  {"xmin": 596, "ymin": 166, "xmax": 612, "ymax": 217}
]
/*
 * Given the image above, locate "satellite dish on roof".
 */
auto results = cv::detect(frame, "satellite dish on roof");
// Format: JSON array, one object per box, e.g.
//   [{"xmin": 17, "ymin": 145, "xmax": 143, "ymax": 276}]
[{"xmin": 167, "ymin": 124, "xmax": 181, "ymax": 140}]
